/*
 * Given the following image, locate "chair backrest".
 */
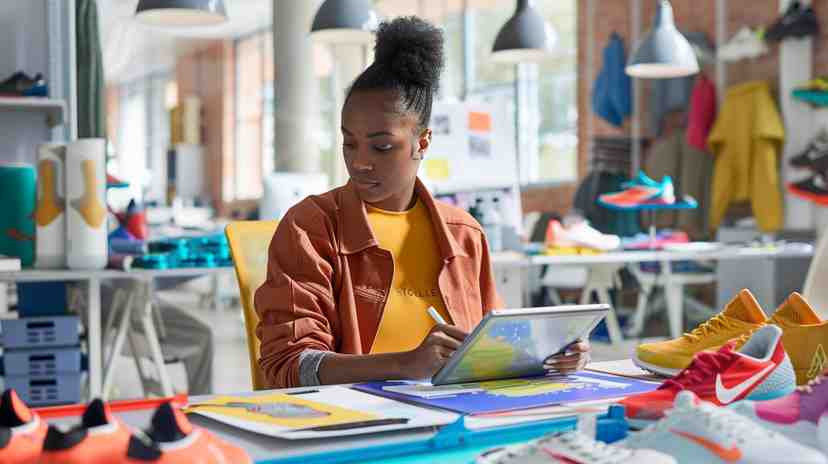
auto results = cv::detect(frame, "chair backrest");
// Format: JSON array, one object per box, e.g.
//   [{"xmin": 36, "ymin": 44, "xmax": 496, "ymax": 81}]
[
  {"xmin": 225, "ymin": 220, "xmax": 278, "ymax": 390},
  {"xmin": 804, "ymin": 229, "xmax": 828, "ymax": 319}
]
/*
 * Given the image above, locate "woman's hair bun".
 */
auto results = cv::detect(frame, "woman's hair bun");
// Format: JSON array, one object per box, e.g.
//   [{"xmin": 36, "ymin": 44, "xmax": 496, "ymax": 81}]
[{"xmin": 373, "ymin": 16, "xmax": 445, "ymax": 89}]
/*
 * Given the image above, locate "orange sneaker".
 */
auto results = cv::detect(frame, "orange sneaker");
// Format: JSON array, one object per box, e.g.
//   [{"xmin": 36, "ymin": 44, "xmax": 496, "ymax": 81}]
[
  {"xmin": 0, "ymin": 389, "xmax": 47, "ymax": 464},
  {"xmin": 39, "ymin": 399, "xmax": 133, "ymax": 463},
  {"xmin": 126, "ymin": 402, "xmax": 251, "ymax": 463}
]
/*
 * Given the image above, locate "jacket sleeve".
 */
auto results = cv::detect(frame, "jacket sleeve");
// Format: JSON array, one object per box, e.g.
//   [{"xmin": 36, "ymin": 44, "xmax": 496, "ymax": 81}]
[
  {"xmin": 478, "ymin": 231, "xmax": 505, "ymax": 315},
  {"xmin": 253, "ymin": 208, "xmax": 338, "ymax": 389}
]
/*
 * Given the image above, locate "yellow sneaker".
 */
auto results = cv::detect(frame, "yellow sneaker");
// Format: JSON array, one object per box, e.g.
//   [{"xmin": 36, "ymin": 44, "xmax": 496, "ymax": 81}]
[
  {"xmin": 633, "ymin": 289, "xmax": 767, "ymax": 376},
  {"xmin": 769, "ymin": 292, "xmax": 828, "ymax": 385}
]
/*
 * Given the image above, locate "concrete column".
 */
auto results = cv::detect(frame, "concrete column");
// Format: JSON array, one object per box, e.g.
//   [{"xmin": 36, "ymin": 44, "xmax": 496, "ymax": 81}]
[
  {"xmin": 331, "ymin": 43, "xmax": 366, "ymax": 186},
  {"xmin": 272, "ymin": 0, "xmax": 321, "ymax": 173}
]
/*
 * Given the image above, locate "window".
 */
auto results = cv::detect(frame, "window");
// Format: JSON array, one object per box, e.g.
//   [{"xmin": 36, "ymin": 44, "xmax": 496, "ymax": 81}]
[
  {"xmin": 536, "ymin": 0, "xmax": 578, "ymax": 184},
  {"xmin": 234, "ymin": 32, "xmax": 268, "ymax": 201},
  {"xmin": 109, "ymin": 73, "xmax": 172, "ymax": 210}
]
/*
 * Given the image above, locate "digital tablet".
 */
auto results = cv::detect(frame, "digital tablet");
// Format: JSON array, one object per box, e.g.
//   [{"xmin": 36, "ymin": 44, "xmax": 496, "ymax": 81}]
[{"xmin": 431, "ymin": 304, "xmax": 609, "ymax": 386}]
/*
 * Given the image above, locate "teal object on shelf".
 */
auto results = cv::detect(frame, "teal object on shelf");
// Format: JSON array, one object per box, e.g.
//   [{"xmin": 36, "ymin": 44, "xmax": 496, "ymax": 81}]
[
  {"xmin": 0, "ymin": 164, "xmax": 36, "ymax": 266},
  {"xmin": 792, "ymin": 89, "xmax": 828, "ymax": 106},
  {"xmin": 259, "ymin": 406, "xmax": 628, "ymax": 464}
]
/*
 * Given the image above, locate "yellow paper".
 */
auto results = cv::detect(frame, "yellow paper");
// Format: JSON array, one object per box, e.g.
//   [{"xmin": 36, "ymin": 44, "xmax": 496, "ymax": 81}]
[
  {"xmin": 423, "ymin": 158, "xmax": 450, "ymax": 181},
  {"xmin": 184, "ymin": 393, "xmax": 377, "ymax": 428}
]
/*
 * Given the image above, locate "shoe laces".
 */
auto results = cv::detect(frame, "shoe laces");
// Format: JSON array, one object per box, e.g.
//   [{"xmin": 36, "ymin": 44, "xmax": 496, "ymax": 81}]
[
  {"xmin": 537, "ymin": 432, "xmax": 633, "ymax": 464},
  {"xmin": 681, "ymin": 313, "xmax": 735, "ymax": 343},
  {"xmin": 643, "ymin": 401, "xmax": 775, "ymax": 446},
  {"xmin": 798, "ymin": 374, "xmax": 825, "ymax": 394},
  {"xmin": 662, "ymin": 348, "xmax": 734, "ymax": 391}
]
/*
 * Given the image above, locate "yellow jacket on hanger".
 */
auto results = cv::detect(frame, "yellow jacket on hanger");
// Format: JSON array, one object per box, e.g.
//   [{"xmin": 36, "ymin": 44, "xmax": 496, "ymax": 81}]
[{"xmin": 708, "ymin": 81, "xmax": 784, "ymax": 232}]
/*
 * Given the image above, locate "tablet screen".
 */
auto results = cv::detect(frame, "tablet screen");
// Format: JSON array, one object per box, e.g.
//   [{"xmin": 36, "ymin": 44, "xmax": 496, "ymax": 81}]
[{"xmin": 432, "ymin": 306, "xmax": 607, "ymax": 385}]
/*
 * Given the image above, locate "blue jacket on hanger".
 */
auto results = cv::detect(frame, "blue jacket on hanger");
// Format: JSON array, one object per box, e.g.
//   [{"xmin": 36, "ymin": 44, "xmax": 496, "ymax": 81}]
[{"xmin": 592, "ymin": 33, "xmax": 632, "ymax": 127}]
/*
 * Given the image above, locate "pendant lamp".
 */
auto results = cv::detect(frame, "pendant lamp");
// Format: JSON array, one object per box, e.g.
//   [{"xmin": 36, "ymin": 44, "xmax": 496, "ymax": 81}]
[
  {"xmin": 626, "ymin": 0, "xmax": 699, "ymax": 78},
  {"xmin": 135, "ymin": 0, "xmax": 227, "ymax": 26},
  {"xmin": 491, "ymin": 0, "xmax": 556, "ymax": 63},
  {"xmin": 310, "ymin": 0, "xmax": 379, "ymax": 44}
]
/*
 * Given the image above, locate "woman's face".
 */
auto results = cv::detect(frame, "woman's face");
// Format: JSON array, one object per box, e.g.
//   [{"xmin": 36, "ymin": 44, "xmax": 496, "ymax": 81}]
[{"xmin": 342, "ymin": 90, "xmax": 431, "ymax": 211}]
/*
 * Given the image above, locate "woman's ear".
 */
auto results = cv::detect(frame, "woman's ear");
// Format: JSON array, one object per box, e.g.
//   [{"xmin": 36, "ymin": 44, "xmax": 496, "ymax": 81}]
[{"xmin": 415, "ymin": 129, "xmax": 432, "ymax": 159}]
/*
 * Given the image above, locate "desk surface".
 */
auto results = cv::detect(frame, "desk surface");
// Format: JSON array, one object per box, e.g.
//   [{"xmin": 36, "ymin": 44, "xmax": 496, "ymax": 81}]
[
  {"xmin": 529, "ymin": 244, "xmax": 814, "ymax": 266},
  {"xmin": 43, "ymin": 361, "xmax": 634, "ymax": 463},
  {"xmin": 0, "ymin": 266, "xmax": 234, "ymax": 282},
  {"xmin": 0, "ymin": 244, "xmax": 814, "ymax": 282}
]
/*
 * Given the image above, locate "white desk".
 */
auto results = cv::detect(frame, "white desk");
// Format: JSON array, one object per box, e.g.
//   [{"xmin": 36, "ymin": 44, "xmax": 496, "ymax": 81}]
[
  {"xmin": 0, "ymin": 267, "xmax": 235, "ymax": 400},
  {"xmin": 528, "ymin": 244, "xmax": 814, "ymax": 266}
]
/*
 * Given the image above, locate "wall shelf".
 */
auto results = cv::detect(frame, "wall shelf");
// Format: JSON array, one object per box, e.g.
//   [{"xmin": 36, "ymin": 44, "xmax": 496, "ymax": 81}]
[{"xmin": 0, "ymin": 97, "xmax": 66, "ymax": 127}]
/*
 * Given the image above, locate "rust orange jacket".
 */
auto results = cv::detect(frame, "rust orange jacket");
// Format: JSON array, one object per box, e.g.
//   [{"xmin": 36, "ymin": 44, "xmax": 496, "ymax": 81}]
[{"xmin": 254, "ymin": 179, "xmax": 504, "ymax": 388}]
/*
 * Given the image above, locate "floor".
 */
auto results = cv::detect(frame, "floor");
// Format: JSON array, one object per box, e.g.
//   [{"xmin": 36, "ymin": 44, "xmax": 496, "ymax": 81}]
[{"xmin": 108, "ymin": 277, "xmax": 669, "ymax": 398}]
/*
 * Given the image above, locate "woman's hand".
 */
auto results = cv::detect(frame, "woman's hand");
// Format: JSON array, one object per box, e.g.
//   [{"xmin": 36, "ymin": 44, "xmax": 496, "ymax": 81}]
[
  {"xmin": 403, "ymin": 324, "xmax": 468, "ymax": 380},
  {"xmin": 543, "ymin": 339, "xmax": 591, "ymax": 375}
]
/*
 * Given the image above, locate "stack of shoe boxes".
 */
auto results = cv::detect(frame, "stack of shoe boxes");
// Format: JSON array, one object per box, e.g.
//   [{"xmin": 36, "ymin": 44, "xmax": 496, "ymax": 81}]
[{"xmin": 1, "ymin": 315, "xmax": 82, "ymax": 406}]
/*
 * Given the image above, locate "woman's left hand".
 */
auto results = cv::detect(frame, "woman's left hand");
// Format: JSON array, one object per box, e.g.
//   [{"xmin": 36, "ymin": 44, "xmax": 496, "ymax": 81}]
[{"xmin": 543, "ymin": 339, "xmax": 591, "ymax": 375}]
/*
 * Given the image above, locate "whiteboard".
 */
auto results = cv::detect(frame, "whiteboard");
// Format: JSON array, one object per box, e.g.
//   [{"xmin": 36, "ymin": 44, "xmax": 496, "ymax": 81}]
[{"xmin": 421, "ymin": 102, "xmax": 518, "ymax": 194}]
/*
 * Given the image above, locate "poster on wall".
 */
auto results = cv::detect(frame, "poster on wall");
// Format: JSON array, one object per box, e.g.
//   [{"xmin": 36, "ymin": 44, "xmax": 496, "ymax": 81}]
[{"xmin": 424, "ymin": 102, "xmax": 517, "ymax": 193}]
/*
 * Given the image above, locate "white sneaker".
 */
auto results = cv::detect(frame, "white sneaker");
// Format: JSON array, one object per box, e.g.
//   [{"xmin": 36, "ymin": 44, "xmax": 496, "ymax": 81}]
[
  {"xmin": 546, "ymin": 220, "xmax": 621, "ymax": 251},
  {"xmin": 622, "ymin": 391, "xmax": 827, "ymax": 464},
  {"xmin": 718, "ymin": 27, "xmax": 768, "ymax": 62},
  {"xmin": 476, "ymin": 431, "xmax": 675, "ymax": 464}
]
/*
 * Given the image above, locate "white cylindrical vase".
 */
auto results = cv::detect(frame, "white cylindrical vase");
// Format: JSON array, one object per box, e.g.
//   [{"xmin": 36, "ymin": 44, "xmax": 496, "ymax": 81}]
[
  {"xmin": 66, "ymin": 138, "xmax": 108, "ymax": 270},
  {"xmin": 35, "ymin": 143, "xmax": 67, "ymax": 268}
]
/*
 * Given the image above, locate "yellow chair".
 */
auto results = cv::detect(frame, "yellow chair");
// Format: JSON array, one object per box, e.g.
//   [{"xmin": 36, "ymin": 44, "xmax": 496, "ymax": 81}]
[{"xmin": 225, "ymin": 221, "xmax": 278, "ymax": 390}]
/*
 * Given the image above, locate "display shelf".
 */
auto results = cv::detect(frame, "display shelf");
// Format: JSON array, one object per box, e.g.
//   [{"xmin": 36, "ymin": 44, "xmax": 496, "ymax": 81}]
[{"xmin": 0, "ymin": 97, "xmax": 66, "ymax": 127}]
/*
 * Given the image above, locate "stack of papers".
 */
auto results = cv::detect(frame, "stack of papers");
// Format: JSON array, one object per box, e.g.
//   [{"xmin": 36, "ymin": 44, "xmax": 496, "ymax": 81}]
[{"xmin": 185, "ymin": 386, "xmax": 458, "ymax": 440}]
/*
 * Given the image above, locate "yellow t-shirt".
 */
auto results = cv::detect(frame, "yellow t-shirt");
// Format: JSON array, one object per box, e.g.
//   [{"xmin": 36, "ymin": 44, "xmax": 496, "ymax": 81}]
[{"xmin": 366, "ymin": 200, "xmax": 452, "ymax": 354}]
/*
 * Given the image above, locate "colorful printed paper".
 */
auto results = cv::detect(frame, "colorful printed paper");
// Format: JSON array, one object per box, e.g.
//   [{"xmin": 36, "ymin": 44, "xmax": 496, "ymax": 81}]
[
  {"xmin": 354, "ymin": 372, "xmax": 658, "ymax": 415},
  {"xmin": 185, "ymin": 392, "xmax": 376, "ymax": 429}
]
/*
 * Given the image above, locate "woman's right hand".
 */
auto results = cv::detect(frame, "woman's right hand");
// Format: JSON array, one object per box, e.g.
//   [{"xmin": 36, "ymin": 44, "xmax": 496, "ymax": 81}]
[{"xmin": 403, "ymin": 324, "xmax": 468, "ymax": 380}]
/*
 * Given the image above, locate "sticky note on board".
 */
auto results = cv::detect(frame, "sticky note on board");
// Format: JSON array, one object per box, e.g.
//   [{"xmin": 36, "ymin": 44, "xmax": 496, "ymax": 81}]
[
  {"xmin": 424, "ymin": 158, "xmax": 450, "ymax": 180},
  {"xmin": 468, "ymin": 111, "xmax": 492, "ymax": 133}
]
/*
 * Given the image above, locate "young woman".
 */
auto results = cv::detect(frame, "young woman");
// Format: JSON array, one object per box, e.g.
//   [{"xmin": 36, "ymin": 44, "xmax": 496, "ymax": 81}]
[{"xmin": 254, "ymin": 16, "xmax": 590, "ymax": 388}]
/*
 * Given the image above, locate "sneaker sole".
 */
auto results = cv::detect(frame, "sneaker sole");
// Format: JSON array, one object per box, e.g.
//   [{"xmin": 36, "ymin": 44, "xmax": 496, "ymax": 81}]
[
  {"xmin": 632, "ymin": 355, "xmax": 681, "ymax": 378},
  {"xmin": 787, "ymin": 184, "xmax": 828, "ymax": 206}
]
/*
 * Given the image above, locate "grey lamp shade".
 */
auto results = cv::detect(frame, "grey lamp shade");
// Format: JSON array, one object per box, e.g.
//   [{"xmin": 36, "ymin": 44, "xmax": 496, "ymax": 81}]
[
  {"xmin": 626, "ymin": 0, "xmax": 699, "ymax": 78},
  {"xmin": 491, "ymin": 0, "xmax": 556, "ymax": 63},
  {"xmin": 311, "ymin": 0, "xmax": 379, "ymax": 44},
  {"xmin": 135, "ymin": 0, "xmax": 227, "ymax": 26}
]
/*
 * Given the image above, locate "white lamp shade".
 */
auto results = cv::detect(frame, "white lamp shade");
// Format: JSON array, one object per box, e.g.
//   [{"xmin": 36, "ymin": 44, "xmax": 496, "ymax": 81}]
[
  {"xmin": 626, "ymin": 0, "xmax": 699, "ymax": 78},
  {"xmin": 135, "ymin": 0, "xmax": 227, "ymax": 27},
  {"xmin": 310, "ymin": 0, "xmax": 379, "ymax": 44}
]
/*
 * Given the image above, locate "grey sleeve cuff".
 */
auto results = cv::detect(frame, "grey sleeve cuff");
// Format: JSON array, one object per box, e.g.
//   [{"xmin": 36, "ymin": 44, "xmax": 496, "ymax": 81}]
[{"xmin": 298, "ymin": 349, "xmax": 328, "ymax": 387}]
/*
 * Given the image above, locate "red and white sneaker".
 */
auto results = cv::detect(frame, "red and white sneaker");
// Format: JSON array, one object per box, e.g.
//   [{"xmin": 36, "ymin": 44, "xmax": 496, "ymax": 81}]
[
  {"xmin": 621, "ymin": 325, "xmax": 796, "ymax": 426},
  {"xmin": 126, "ymin": 402, "xmax": 251, "ymax": 464},
  {"xmin": 39, "ymin": 399, "xmax": 133, "ymax": 463},
  {"xmin": 0, "ymin": 389, "xmax": 47, "ymax": 464}
]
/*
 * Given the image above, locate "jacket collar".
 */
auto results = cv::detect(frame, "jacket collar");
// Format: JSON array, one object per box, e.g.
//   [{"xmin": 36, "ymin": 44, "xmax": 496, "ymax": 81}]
[{"xmin": 337, "ymin": 178, "xmax": 468, "ymax": 260}]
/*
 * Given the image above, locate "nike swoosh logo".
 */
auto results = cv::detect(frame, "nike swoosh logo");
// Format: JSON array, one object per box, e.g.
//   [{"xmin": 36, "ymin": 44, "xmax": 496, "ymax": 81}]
[
  {"xmin": 715, "ymin": 363, "xmax": 776, "ymax": 404},
  {"xmin": 672, "ymin": 430, "xmax": 742, "ymax": 462}
]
